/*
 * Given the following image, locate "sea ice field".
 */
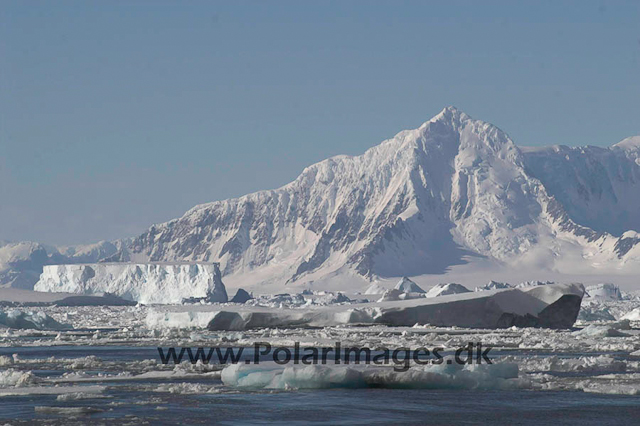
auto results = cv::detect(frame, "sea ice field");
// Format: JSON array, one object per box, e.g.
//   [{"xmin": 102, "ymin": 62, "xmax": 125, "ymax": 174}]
[{"xmin": 1, "ymin": 286, "xmax": 640, "ymax": 425}]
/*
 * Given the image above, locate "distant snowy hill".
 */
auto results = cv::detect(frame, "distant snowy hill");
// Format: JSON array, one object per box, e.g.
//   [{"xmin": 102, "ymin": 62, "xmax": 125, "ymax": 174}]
[
  {"xmin": 0, "ymin": 240, "xmax": 124, "ymax": 289},
  {"xmin": 0, "ymin": 241, "xmax": 49, "ymax": 289},
  {"xmin": 3, "ymin": 107, "xmax": 640, "ymax": 290}
]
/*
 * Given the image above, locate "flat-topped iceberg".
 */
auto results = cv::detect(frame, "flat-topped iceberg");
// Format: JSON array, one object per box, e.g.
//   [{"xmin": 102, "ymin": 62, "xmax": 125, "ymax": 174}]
[
  {"xmin": 34, "ymin": 263, "xmax": 228, "ymax": 304},
  {"xmin": 198, "ymin": 282, "xmax": 585, "ymax": 331}
]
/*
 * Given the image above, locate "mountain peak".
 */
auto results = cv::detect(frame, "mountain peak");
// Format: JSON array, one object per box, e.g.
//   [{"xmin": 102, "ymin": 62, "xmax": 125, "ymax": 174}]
[
  {"xmin": 425, "ymin": 106, "xmax": 471, "ymax": 129},
  {"xmin": 437, "ymin": 105, "xmax": 465, "ymax": 117},
  {"xmin": 613, "ymin": 136, "xmax": 640, "ymax": 150},
  {"xmin": 441, "ymin": 105, "xmax": 461, "ymax": 114},
  {"xmin": 612, "ymin": 136, "xmax": 640, "ymax": 163}
]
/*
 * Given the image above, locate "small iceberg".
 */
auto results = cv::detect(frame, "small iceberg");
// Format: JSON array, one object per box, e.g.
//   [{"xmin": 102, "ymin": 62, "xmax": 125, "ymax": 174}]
[
  {"xmin": 394, "ymin": 277, "xmax": 425, "ymax": 294},
  {"xmin": 425, "ymin": 283, "xmax": 471, "ymax": 298},
  {"xmin": 0, "ymin": 309, "xmax": 71, "ymax": 330}
]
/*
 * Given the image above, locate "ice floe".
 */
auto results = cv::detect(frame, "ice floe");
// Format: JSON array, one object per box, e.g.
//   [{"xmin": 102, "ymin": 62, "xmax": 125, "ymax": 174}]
[{"xmin": 221, "ymin": 361, "xmax": 523, "ymax": 390}]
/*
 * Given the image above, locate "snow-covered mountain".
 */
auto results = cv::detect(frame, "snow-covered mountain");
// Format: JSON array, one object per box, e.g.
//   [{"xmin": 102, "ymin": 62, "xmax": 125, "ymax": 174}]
[
  {"xmin": 0, "ymin": 240, "xmax": 123, "ymax": 289},
  {"xmin": 0, "ymin": 241, "xmax": 49, "ymax": 289},
  {"xmin": 4, "ymin": 107, "xmax": 640, "ymax": 290}
]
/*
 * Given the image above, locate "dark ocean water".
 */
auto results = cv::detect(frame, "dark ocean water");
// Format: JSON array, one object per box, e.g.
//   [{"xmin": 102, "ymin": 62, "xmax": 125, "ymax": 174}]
[
  {"xmin": 2, "ymin": 386, "xmax": 639, "ymax": 425},
  {"xmin": 0, "ymin": 345, "xmax": 638, "ymax": 425}
]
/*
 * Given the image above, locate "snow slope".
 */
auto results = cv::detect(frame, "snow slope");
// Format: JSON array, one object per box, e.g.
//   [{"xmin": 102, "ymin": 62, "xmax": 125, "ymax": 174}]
[
  {"xmin": 521, "ymin": 143, "xmax": 640, "ymax": 236},
  {"xmin": 0, "ymin": 242, "xmax": 49, "ymax": 289}
]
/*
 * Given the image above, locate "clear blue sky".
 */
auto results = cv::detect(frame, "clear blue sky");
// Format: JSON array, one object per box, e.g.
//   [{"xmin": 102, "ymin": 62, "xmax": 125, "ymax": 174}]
[{"xmin": 1, "ymin": 0, "xmax": 639, "ymax": 245}]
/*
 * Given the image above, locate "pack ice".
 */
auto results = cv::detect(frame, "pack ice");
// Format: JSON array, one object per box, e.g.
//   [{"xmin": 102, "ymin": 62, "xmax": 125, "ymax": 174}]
[
  {"xmin": 199, "ymin": 282, "xmax": 585, "ymax": 331},
  {"xmin": 34, "ymin": 263, "xmax": 228, "ymax": 304}
]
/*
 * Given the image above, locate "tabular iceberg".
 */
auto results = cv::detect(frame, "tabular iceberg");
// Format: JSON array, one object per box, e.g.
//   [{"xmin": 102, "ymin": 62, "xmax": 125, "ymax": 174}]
[{"xmin": 34, "ymin": 263, "xmax": 228, "ymax": 304}]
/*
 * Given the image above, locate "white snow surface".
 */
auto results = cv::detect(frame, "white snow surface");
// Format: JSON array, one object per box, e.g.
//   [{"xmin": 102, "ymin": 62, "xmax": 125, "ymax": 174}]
[
  {"xmin": 363, "ymin": 283, "xmax": 387, "ymax": 295},
  {"xmin": 622, "ymin": 308, "xmax": 640, "ymax": 321},
  {"xmin": 34, "ymin": 263, "xmax": 228, "ymax": 304}
]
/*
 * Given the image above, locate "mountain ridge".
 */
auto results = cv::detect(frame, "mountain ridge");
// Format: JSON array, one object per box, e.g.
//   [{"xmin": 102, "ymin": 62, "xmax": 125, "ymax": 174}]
[{"xmin": 3, "ymin": 107, "xmax": 640, "ymax": 290}]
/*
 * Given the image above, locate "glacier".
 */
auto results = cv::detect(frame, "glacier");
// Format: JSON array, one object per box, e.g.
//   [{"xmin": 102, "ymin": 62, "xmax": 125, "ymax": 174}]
[{"xmin": 34, "ymin": 263, "xmax": 228, "ymax": 304}]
